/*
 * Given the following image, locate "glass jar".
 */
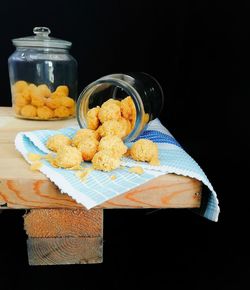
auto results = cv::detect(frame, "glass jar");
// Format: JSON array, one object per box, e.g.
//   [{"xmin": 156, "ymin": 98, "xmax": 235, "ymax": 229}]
[
  {"xmin": 8, "ymin": 27, "xmax": 77, "ymax": 120},
  {"xmin": 76, "ymin": 72, "xmax": 164, "ymax": 141}
]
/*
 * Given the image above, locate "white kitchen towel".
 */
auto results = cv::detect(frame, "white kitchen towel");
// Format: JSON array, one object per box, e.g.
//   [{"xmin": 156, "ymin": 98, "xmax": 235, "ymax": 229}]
[{"xmin": 15, "ymin": 118, "xmax": 219, "ymax": 221}]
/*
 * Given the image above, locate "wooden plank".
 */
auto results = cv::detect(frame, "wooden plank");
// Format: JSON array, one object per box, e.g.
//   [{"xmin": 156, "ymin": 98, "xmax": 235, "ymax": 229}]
[
  {"xmin": 27, "ymin": 237, "xmax": 103, "ymax": 265},
  {"xmin": 0, "ymin": 107, "xmax": 77, "ymax": 144},
  {"xmin": 24, "ymin": 209, "xmax": 103, "ymax": 238},
  {"xmin": 0, "ymin": 144, "xmax": 50, "ymax": 180},
  {"xmin": 24, "ymin": 208, "xmax": 103, "ymax": 265},
  {"xmin": 0, "ymin": 175, "xmax": 201, "ymax": 209},
  {"xmin": 0, "ymin": 106, "xmax": 14, "ymax": 117},
  {"xmin": 0, "ymin": 144, "xmax": 201, "ymax": 209},
  {"xmin": 0, "ymin": 107, "xmax": 202, "ymax": 209}
]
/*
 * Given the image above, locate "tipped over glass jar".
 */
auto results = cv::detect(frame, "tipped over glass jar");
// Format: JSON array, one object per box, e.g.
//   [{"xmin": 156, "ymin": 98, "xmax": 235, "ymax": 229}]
[
  {"xmin": 76, "ymin": 72, "xmax": 165, "ymax": 142},
  {"xmin": 8, "ymin": 27, "xmax": 77, "ymax": 120}
]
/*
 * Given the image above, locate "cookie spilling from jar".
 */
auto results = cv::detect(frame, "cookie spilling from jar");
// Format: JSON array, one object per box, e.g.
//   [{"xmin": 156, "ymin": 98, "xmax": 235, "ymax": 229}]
[
  {"xmin": 44, "ymin": 97, "xmax": 159, "ymax": 172},
  {"xmin": 86, "ymin": 96, "xmax": 136, "ymax": 138},
  {"xmin": 12, "ymin": 80, "xmax": 75, "ymax": 120}
]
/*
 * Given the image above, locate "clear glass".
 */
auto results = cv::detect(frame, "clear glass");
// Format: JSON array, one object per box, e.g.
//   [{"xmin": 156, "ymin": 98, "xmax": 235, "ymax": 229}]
[
  {"xmin": 8, "ymin": 28, "xmax": 77, "ymax": 120},
  {"xmin": 76, "ymin": 72, "xmax": 164, "ymax": 141}
]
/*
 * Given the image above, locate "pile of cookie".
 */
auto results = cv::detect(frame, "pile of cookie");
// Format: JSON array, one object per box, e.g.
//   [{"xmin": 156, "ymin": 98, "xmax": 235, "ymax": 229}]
[
  {"xmin": 46, "ymin": 97, "xmax": 159, "ymax": 171},
  {"xmin": 12, "ymin": 80, "xmax": 75, "ymax": 119}
]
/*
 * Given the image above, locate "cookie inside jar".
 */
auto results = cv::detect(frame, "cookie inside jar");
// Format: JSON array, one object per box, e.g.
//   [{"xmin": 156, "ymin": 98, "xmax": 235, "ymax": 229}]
[{"xmin": 12, "ymin": 80, "xmax": 76, "ymax": 120}]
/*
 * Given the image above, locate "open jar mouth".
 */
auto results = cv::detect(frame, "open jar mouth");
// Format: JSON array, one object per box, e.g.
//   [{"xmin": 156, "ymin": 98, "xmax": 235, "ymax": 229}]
[{"xmin": 76, "ymin": 77, "xmax": 146, "ymax": 142}]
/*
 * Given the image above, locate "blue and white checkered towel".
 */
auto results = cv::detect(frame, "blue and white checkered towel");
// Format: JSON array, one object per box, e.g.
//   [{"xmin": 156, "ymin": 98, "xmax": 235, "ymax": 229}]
[{"xmin": 15, "ymin": 118, "xmax": 219, "ymax": 222}]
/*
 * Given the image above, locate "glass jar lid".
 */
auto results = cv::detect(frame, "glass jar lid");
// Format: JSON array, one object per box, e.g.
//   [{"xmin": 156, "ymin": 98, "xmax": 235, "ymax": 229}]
[{"xmin": 12, "ymin": 27, "xmax": 72, "ymax": 49}]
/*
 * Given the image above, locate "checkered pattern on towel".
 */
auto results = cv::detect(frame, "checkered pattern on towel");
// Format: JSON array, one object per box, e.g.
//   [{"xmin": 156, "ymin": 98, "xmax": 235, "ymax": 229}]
[{"xmin": 15, "ymin": 119, "xmax": 219, "ymax": 221}]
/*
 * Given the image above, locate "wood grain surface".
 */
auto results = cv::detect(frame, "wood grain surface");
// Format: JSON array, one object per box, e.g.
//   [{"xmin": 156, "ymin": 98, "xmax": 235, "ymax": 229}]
[
  {"xmin": 0, "ymin": 107, "xmax": 202, "ymax": 209},
  {"xmin": 24, "ymin": 208, "xmax": 103, "ymax": 265},
  {"xmin": 24, "ymin": 208, "xmax": 103, "ymax": 238},
  {"xmin": 0, "ymin": 174, "xmax": 201, "ymax": 209},
  {"xmin": 1, "ymin": 106, "xmax": 202, "ymax": 266},
  {"xmin": 27, "ymin": 237, "xmax": 103, "ymax": 265}
]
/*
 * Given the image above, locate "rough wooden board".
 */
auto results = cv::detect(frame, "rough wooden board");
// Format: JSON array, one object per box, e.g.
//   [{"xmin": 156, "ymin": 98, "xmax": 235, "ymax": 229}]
[
  {"xmin": 0, "ymin": 144, "xmax": 48, "ymax": 180},
  {"xmin": 0, "ymin": 175, "xmax": 201, "ymax": 209},
  {"xmin": 24, "ymin": 208, "xmax": 103, "ymax": 265},
  {"xmin": 0, "ymin": 107, "xmax": 202, "ymax": 209},
  {"xmin": 24, "ymin": 209, "xmax": 103, "ymax": 238},
  {"xmin": 0, "ymin": 107, "xmax": 77, "ymax": 143},
  {"xmin": 27, "ymin": 237, "xmax": 103, "ymax": 265}
]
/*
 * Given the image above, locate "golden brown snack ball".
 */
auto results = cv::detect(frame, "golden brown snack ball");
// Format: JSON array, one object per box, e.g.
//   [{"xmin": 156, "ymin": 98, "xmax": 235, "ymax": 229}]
[
  {"xmin": 97, "ymin": 120, "xmax": 127, "ymax": 139},
  {"xmin": 37, "ymin": 106, "xmax": 54, "ymax": 120},
  {"xmin": 60, "ymin": 96, "xmax": 75, "ymax": 108},
  {"xmin": 21, "ymin": 87, "xmax": 31, "ymax": 101},
  {"xmin": 45, "ymin": 97, "xmax": 61, "ymax": 109},
  {"xmin": 86, "ymin": 106, "xmax": 100, "ymax": 130},
  {"xmin": 54, "ymin": 106, "xmax": 70, "ymax": 118},
  {"xmin": 98, "ymin": 102, "xmax": 121, "ymax": 124},
  {"xmin": 13, "ymin": 80, "xmax": 28, "ymax": 94},
  {"xmin": 120, "ymin": 96, "xmax": 135, "ymax": 118},
  {"xmin": 54, "ymin": 145, "xmax": 82, "ymax": 168},
  {"xmin": 101, "ymin": 99, "xmax": 121, "ymax": 107},
  {"xmin": 143, "ymin": 113, "xmax": 150, "ymax": 125},
  {"xmin": 77, "ymin": 137, "xmax": 99, "ymax": 161},
  {"xmin": 29, "ymin": 84, "xmax": 43, "ymax": 98},
  {"xmin": 121, "ymin": 96, "xmax": 136, "ymax": 128},
  {"xmin": 15, "ymin": 93, "xmax": 29, "ymax": 107},
  {"xmin": 98, "ymin": 135, "xmax": 127, "ymax": 158},
  {"xmin": 46, "ymin": 134, "xmax": 72, "ymax": 152},
  {"xmin": 55, "ymin": 85, "xmax": 69, "ymax": 97},
  {"xmin": 31, "ymin": 95, "xmax": 45, "ymax": 107},
  {"xmin": 72, "ymin": 128, "xmax": 100, "ymax": 147},
  {"xmin": 21, "ymin": 105, "xmax": 37, "ymax": 118},
  {"xmin": 92, "ymin": 150, "xmax": 121, "ymax": 171},
  {"xmin": 50, "ymin": 92, "xmax": 62, "ymax": 99},
  {"xmin": 38, "ymin": 84, "xmax": 51, "ymax": 97},
  {"xmin": 119, "ymin": 117, "xmax": 132, "ymax": 136},
  {"xmin": 130, "ymin": 139, "xmax": 159, "ymax": 165}
]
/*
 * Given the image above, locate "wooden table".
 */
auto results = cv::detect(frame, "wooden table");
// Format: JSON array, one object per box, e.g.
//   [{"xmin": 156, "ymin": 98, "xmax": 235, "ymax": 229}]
[{"xmin": 0, "ymin": 107, "xmax": 202, "ymax": 265}]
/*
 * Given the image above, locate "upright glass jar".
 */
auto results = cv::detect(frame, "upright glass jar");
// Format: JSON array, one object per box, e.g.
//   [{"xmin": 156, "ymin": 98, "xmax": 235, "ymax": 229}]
[
  {"xmin": 8, "ymin": 27, "xmax": 77, "ymax": 120},
  {"xmin": 77, "ymin": 72, "xmax": 164, "ymax": 141}
]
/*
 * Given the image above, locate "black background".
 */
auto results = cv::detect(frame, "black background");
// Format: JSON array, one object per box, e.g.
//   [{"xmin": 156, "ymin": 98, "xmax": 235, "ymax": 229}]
[{"xmin": 0, "ymin": 0, "xmax": 248, "ymax": 289}]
